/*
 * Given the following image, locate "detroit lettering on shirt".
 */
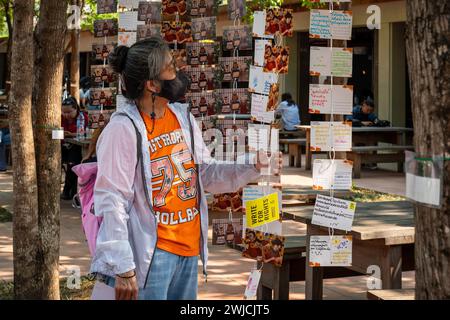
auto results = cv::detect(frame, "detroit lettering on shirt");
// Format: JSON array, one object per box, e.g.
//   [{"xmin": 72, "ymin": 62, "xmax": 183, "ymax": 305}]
[{"xmin": 141, "ymin": 108, "xmax": 201, "ymax": 257}]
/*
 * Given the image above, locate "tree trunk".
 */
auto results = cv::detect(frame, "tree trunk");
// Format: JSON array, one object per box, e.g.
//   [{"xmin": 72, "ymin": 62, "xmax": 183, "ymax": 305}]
[
  {"xmin": 3, "ymin": 0, "xmax": 13, "ymax": 95},
  {"xmin": 405, "ymin": 1, "xmax": 450, "ymax": 299},
  {"xmin": 69, "ymin": 0, "xmax": 81, "ymax": 102},
  {"xmin": 9, "ymin": 0, "xmax": 40, "ymax": 299},
  {"xmin": 33, "ymin": 0, "xmax": 69, "ymax": 300}
]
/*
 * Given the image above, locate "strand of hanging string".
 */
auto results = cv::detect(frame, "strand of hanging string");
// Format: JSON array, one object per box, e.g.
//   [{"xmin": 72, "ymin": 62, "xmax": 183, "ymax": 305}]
[{"xmin": 328, "ymin": 0, "xmax": 335, "ymax": 240}]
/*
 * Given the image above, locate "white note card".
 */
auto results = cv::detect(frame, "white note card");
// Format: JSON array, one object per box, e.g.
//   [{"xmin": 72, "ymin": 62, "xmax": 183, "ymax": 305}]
[
  {"xmin": 310, "ymin": 121, "xmax": 352, "ymax": 152},
  {"xmin": 312, "ymin": 194, "xmax": 356, "ymax": 231},
  {"xmin": 119, "ymin": 11, "xmax": 144, "ymax": 32},
  {"xmin": 251, "ymin": 93, "xmax": 274, "ymax": 124},
  {"xmin": 254, "ymin": 39, "xmax": 271, "ymax": 67},
  {"xmin": 244, "ymin": 269, "xmax": 262, "ymax": 299},
  {"xmin": 249, "ymin": 66, "xmax": 278, "ymax": 95},
  {"xmin": 310, "ymin": 47, "xmax": 353, "ymax": 77},
  {"xmin": 310, "ymin": 10, "xmax": 352, "ymax": 40},
  {"xmin": 313, "ymin": 159, "xmax": 353, "ymax": 190},
  {"xmin": 309, "ymin": 84, "xmax": 353, "ymax": 115},
  {"xmin": 309, "ymin": 235, "xmax": 352, "ymax": 267},
  {"xmin": 248, "ymin": 124, "xmax": 279, "ymax": 153}
]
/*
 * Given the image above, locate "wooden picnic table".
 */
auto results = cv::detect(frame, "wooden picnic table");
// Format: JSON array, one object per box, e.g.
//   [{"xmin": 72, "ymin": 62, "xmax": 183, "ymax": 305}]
[
  {"xmin": 283, "ymin": 201, "xmax": 415, "ymax": 300},
  {"xmin": 295, "ymin": 125, "xmax": 413, "ymax": 171}
]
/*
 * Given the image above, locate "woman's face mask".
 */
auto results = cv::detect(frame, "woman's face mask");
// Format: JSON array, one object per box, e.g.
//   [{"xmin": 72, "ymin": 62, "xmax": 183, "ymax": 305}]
[{"xmin": 158, "ymin": 71, "xmax": 190, "ymax": 103}]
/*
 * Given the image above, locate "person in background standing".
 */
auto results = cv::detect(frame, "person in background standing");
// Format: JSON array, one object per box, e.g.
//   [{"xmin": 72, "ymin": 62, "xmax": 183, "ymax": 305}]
[
  {"xmin": 276, "ymin": 93, "xmax": 300, "ymax": 131},
  {"xmin": 61, "ymin": 97, "xmax": 87, "ymax": 200},
  {"xmin": 0, "ymin": 127, "xmax": 10, "ymax": 172}
]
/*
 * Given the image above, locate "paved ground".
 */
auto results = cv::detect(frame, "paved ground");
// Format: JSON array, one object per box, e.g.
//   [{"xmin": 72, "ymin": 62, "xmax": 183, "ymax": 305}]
[{"xmin": 0, "ymin": 158, "xmax": 414, "ymax": 299}]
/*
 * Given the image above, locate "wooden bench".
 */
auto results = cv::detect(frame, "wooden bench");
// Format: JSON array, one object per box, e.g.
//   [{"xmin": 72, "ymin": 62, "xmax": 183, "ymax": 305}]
[
  {"xmin": 279, "ymin": 138, "xmax": 306, "ymax": 168},
  {"xmin": 367, "ymin": 289, "xmax": 415, "ymax": 300},
  {"xmin": 347, "ymin": 145, "xmax": 414, "ymax": 178}
]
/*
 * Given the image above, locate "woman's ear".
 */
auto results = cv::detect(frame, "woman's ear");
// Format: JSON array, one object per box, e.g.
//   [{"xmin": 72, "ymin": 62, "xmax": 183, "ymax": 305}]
[{"xmin": 146, "ymin": 80, "xmax": 161, "ymax": 94}]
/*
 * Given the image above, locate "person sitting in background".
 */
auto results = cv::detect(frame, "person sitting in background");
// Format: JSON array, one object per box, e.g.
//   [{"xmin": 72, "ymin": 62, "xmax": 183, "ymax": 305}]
[
  {"xmin": 275, "ymin": 93, "xmax": 300, "ymax": 131},
  {"xmin": 0, "ymin": 127, "xmax": 10, "ymax": 172},
  {"xmin": 346, "ymin": 98, "xmax": 378, "ymax": 126},
  {"xmin": 61, "ymin": 97, "xmax": 87, "ymax": 200}
]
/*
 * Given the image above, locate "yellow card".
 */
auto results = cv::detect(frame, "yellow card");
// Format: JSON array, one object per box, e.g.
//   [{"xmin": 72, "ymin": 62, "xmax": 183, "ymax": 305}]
[{"xmin": 245, "ymin": 192, "xmax": 280, "ymax": 228}]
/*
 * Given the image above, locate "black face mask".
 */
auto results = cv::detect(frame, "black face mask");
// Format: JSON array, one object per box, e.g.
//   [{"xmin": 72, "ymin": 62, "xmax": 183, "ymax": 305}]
[{"xmin": 158, "ymin": 71, "xmax": 190, "ymax": 103}]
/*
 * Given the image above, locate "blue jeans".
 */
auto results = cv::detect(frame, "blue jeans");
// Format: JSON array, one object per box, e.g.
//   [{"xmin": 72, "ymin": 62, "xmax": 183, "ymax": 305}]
[
  {"xmin": 0, "ymin": 130, "xmax": 11, "ymax": 171},
  {"xmin": 103, "ymin": 248, "xmax": 199, "ymax": 300}
]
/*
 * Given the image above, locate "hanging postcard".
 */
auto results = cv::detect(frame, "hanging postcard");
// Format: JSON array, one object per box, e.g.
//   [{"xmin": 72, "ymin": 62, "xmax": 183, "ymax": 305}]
[
  {"xmin": 265, "ymin": 8, "xmax": 293, "ymax": 37},
  {"xmin": 242, "ymin": 229, "xmax": 285, "ymax": 267},
  {"xmin": 310, "ymin": 121, "xmax": 352, "ymax": 152},
  {"xmin": 118, "ymin": 0, "xmax": 139, "ymax": 10},
  {"xmin": 217, "ymin": 88, "xmax": 250, "ymax": 114},
  {"xmin": 92, "ymin": 44, "xmax": 116, "ymax": 61},
  {"xmin": 186, "ymin": 42, "xmax": 219, "ymax": 66},
  {"xmin": 119, "ymin": 11, "xmax": 144, "ymax": 32},
  {"xmin": 254, "ymin": 39, "xmax": 272, "ymax": 67},
  {"xmin": 222, "ymin": 26, "xmax": 252, "ymax": 51},
  {"xmin": 162, "ymin": 0, "xmax": 187, "ymax": 19},
  {"xmin": 192, "ymin": 17, "xmax": 217, "ymax": 41},
  {"xmin": 94, "ymin": 19, "xmax": 118, "ymax": 38},
  {"xmin": 137, "ymin": 1, "xmax": 162, "ymax": 23},
  {"xmin": 248, "ymin": 66, "xmax": 278, "ymax": 95},
  {"xmin": 309, "ymin": 235, "xmax": 352, "ymax": 267},
  {"xmin": 91, "ymin": 65, "xmax": 117, "ymax": 86},
  {"xmin": 313, "ymin": 159, "xmax": 353, "ymax": 190},
  {"xmin": 228, "ymin": 0, "xmax": 246, "ymax": 20},
  {"xmin": 263, "ymin": 45, "xmax": 290, "ymax": 74},
  {"xmin": 312, "ymin": 194, "xmax": 356, "ymax": 231},
  {"xmin": 309, "ymin": 84, "xmax": 353, "ymax": 115},
  {"xmin": 90, "ymin": 88, "xmax": 117, "ymax": 109},
  {"xmin": 137, "ymin": 25, "xmax": 162, "ymax": 41},
  {"xmin": 188, "ymin": 0, "xmax": 217, "ymax": 17},
  {"xmin": 118, "ymin": 31, "xmax": 137, "ymax": 46},
  {"xmin": 162, "ymin": 21, "xmax": 193, "ymax": 44},
  {"xmin": 219, "ymin": 57, "xmax": 251, "ymax": 82},
  {"xmin": 98, "ymin": 0, "xmax": 118, "ymax": 14},
  {"xmin": 310, "ymin": 47, "xmax": 353, "ymax": 77},
  {"xmin": 310, "ymin": 10, "xmax": 352, "ymax": 40}
]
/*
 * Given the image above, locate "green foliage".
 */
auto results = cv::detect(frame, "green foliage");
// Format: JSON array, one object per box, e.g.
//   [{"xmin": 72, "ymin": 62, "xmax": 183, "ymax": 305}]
[
  {"xmin": 300, "ymin": 0, "xmax": 327, "ymax": 9},
  {"xmin": 243, "ymin": 0, "xmax": 284, "ymax": 24},
  {"xmin": 81, "ymin": 0, "xmax": 118, "ymax": 32}
]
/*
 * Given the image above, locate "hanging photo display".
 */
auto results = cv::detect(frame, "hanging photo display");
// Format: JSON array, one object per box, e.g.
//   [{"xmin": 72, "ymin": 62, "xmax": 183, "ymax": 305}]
[
  {"xmin": 222, "ymin": 25, "xmax": 252, "ymax": 51},
  {"xmin": 137, "ymin": 1, "xmax": 162, "ymax": 22},
  {"xmin": 216, "ymin": 89, "xmax": 250, "ymax": 114},
  {"xmin": 88, "ymin": 110, "xmax": 115, "ymax": 129},
  {"xmin": 162, "ymin": 21, "xmax": 193, "ymax": 43},
  {"xmin": 309, "ymin": 9, "xmax": 353, "ymax": 40},
  {"xmin": 191, "ymin": 17, "xmax": 217, "ymax": 41},
  {"xmin": 185, "ymin": 66, "xmax": 215, "ymax": 92},
  {"xmin": 263, "ymin": 45, "xmax": 290, "ymax": 74},
  {"xmin": 118, "ymin": 31, "xmax": 137, "ymax": 46},
  {"xmin": 188, "ymin": 0, "xmax": 218, "ymax": 17},
  {"xmin": 309, "ymin": 84, "xmax": 353, "ymax": 114},
  {"xmin": 211, "ymin": 189, "xmax": 244, "ymax": 212},
  {"xmin": 219, "ymin": 57, "xmax": 251, "ymax": 82},
  {"xmin": 265, "ymin": 8, "xmax": 293, "ymax": 37},
  {"xmin": 162, "ymin": 0, "xmax": 187, "ymax": 19},
  {"xmin": 185, "ymin": 91, "xmax": 216, "ymax": 117},
  {"xmin": 228, "ymin": 0, "xmax": 246, "ymax": 20},
  {"xmin": 248, "ymin": 66, "xmax": 278, "ymax": 95},
  {"xmin": 310, "ymin": 46, "xmax": 353, "ymax": 77},
  {"xmin": 212, "ymin": 218, "xmax": 243, "ymax": 246},
  {"xmin": 91, "ymin": 65, "xmax": 117, "ymax": 86},
  {"xmin": 309, "ymin": 235, "xmax": 352, "ymax": 267},
  {"xmin": 97, "ymin": 0, "xmax": 118, "ymax": 14},
  {"xmin": 90, "ymin": 88, "xmax": 117, "ymax": 109},
  {"xmin": 186, "ymin": 42, "xmax": 219, "ymax": 66},
  {"xmin": 119, "ymin": 11, "xmax": 144, "ymax": 32},
  {"xmin": 92, "ymin": 43, "xmax": 116, "ymax": 61},
  {"xmin": 172, "ymin": 48, "xmax": 188, "ymax": 69},
  {"xmin": 137, "ymin": 25, "xmax": 162, "ymax": 41},
  {"xmin": 94, "ymin": 19, "xmax": 119, "ymax": 38},
  {"xmin": 242, "ymin": 229, "xmax": 285, "ymax": 267},
  {"xmin": 119, "ymin": 0, "xmax": 139, "ymax": 10}
]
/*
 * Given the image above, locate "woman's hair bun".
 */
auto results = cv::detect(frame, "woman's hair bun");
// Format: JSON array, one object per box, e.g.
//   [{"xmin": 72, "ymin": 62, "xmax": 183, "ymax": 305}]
[{"xmin": 109, "ymin": 45, "xmax": 129, "ymax": 73}]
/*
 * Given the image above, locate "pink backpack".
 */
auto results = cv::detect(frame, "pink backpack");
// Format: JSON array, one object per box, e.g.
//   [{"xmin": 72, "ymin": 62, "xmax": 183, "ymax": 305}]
[{"xmin": 72, "ymin": 162, "xmax": 102, "ymax": 256}]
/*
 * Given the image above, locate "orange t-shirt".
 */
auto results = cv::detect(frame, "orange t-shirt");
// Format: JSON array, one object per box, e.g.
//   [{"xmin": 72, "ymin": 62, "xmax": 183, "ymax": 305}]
[{"xmin": 140, "ymin": 108, "xmax": 200, "ymax": 257}]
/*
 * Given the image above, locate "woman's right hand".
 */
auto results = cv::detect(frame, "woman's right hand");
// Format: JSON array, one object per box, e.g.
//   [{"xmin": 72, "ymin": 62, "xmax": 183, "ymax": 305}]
[{"xmin": 115, "ymin": 270, "xmax": 139, "ymax": 300}]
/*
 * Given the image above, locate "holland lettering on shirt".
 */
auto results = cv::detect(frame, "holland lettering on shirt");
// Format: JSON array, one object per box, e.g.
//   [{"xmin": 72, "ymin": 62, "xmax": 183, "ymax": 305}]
[
  {"xmin": 148, "ymin": 129, "xmax": 185, "ymax": 153},
  {"xmin": 155, "ymin": 207, "xmax": 199, "ymax": 225}
]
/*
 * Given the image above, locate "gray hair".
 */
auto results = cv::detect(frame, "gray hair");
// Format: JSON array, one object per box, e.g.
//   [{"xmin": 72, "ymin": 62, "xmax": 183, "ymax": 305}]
[{"xmin": 109, "ymin": 37, "xmax": 170, "ymax": 100}]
